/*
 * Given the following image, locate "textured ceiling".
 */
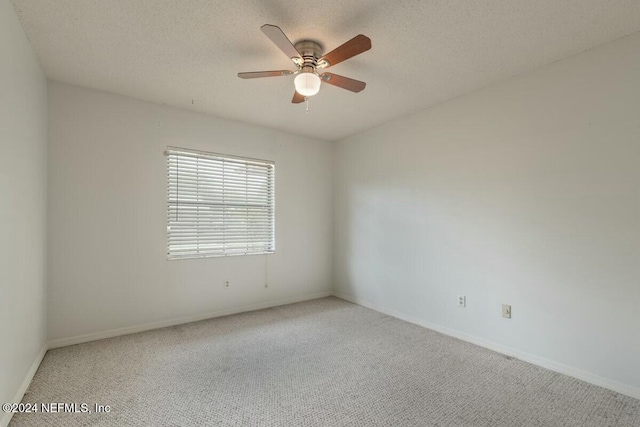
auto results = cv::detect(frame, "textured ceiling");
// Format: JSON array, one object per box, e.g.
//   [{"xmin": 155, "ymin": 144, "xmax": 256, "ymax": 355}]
[{"xmin": 11, "ymin": 0, "xmax": 640, "ymax": 141}]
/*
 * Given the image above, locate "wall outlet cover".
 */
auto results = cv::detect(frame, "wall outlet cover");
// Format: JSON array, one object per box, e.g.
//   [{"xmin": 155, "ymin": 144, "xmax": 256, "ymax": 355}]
[
  {"xmin": 458, "ymin": 295, "xmax": 466, "ymax": 308},
  {"xmin": 502, "ymin": 304, "xmax": 512, "ymax": 319}
]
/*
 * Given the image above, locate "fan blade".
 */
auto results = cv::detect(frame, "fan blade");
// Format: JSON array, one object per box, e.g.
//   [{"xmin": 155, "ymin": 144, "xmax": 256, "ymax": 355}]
[
  {"xmin": 261, "ymin": 24, "xmax": 302, "ymax": 62},
  {"xmin": 238, "ymin": 70, "xmax": 293, "ymax": 79},
  {"xmin": 318, "ymin": 35, "xmax": 371, "ymax": 68},
  {"xmin": 292, "ymin": 91, "xmax": 305, "ymax": 103},
  {"xmin": 321, "ymin": 73, "xmax": 366, "ymax": 93}
]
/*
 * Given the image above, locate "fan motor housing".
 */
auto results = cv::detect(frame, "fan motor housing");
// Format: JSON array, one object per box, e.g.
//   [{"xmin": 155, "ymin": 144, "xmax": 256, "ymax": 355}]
[{"xmin": 294, "ymin": 40, "xmax": 323, "ymax": 66}]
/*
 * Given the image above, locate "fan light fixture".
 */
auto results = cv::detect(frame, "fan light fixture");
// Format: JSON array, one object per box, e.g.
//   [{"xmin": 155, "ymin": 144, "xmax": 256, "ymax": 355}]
[
  {"xmin": 237, "ymin": 25, "xmax": 371, "ymax": 104},
  {"xmin": 294, "ymin": 72, "xmax": 321, "ymax": 97}
]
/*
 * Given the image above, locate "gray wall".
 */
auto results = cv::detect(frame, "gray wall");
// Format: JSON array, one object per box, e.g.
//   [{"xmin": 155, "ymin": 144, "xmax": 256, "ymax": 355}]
[
  {"xmin": 334, "ymin": 32, "xmax": 640, "ymax": 395},
  {"xmin": 0, "ymin": 1, "xmax": 48, "ymax": 425},
  {"xmin": 47, "ymin": 82, "xmax": 333, "ymax": 345}
]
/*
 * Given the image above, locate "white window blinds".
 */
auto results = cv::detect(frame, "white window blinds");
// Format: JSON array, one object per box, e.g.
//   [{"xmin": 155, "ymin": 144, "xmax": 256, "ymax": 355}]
[{"xmin": 166, "ymin": 147, "xmax": 275, "ymax": 259}]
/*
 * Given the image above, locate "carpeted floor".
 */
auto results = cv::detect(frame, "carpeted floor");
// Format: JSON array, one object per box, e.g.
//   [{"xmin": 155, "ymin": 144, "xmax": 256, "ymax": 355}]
[{"xmin": 10, "ymin": 297, "xmax": 640, "ymax": 426}]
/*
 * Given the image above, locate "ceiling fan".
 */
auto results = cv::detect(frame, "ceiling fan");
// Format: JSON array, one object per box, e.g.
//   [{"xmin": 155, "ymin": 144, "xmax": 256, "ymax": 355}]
[{"xmin": 238, "ymin": 25, "xmax": 371, "ymax": 104}]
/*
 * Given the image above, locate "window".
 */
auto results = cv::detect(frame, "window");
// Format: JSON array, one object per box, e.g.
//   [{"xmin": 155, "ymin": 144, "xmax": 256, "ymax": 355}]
[{"xmin": 166, "ymin": 147, "xmax": 275, "ymax": 259}]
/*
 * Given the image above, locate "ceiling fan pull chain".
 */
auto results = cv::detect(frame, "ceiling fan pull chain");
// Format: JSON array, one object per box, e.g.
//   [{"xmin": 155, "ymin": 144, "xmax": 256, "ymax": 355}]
[{"xmin": 305, "ymin": 97, "xmax": 309, "ymax": 113}]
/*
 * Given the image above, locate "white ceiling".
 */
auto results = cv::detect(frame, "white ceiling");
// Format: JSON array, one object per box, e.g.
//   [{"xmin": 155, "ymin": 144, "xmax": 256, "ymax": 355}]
[{"xmin": 11, "ymin": 0, "xmax": 640, "ymax": 141}]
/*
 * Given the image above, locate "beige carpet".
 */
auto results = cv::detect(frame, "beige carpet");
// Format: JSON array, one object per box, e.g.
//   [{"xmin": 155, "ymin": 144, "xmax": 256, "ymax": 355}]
[{"xmin": 10, "ymin": 297, "xmax": 640, "ymax": 426}]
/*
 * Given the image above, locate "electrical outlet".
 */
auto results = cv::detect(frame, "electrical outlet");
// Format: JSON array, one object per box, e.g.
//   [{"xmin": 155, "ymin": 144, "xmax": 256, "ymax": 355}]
[
  {"xmin": 502, "ymin": 304, "xmax": 512, "ymax": 319},
  {"xmin": 457, "ymin": 295, "xmax": 466, "ymax": 308},
  {"xmin": 224, "ymin": 280, "xmax": 230, "ymax": 288}
]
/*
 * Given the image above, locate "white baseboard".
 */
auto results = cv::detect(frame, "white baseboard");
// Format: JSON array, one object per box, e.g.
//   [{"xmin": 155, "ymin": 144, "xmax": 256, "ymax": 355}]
[
  {"xmin": 333, "ymin": 292, "xmax": 640, "ymax": 401},
  {"xmin": 1, "ymin": 345, "xmax": 47, "ymax": 427},
  {"xmin": 48, "ymin": 290, "xmax": 334, "ymax": 349}
]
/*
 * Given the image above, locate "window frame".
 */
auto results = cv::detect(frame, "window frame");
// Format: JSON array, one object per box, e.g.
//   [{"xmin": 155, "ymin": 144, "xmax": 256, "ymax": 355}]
[{"xmin": 165, "ymin": 146, "xmax": 276, "ymax": 260}]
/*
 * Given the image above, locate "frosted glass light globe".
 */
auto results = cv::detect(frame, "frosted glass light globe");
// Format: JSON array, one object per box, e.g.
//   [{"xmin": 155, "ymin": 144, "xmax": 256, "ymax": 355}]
[{"xmin": 294, "ymin": 72, "xmax": 321, "ymax": 97}]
